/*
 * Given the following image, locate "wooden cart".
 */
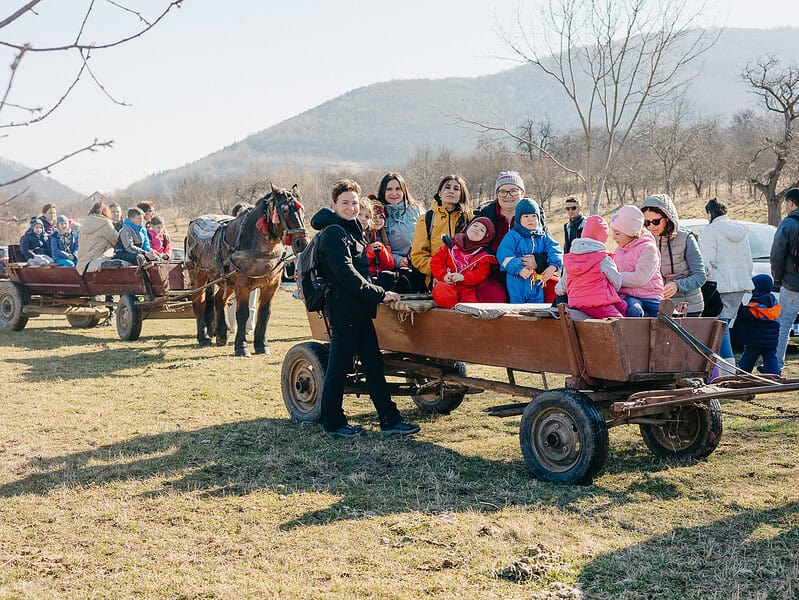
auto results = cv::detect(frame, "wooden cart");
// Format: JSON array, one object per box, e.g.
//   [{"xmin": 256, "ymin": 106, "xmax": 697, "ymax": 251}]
[
  {"xmin": 281, "ymin": 301, "xmax": 799, "ymax": 484},
  {"xmin": 0, "ymin": 261, "xmax": 194, "ymax": 341}
]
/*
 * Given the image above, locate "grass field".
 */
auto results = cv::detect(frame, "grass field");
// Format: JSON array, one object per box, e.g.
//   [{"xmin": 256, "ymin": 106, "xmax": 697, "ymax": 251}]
[{"xmin": 1, "ymin": 286, "xmax": 797, "ymax": 599}]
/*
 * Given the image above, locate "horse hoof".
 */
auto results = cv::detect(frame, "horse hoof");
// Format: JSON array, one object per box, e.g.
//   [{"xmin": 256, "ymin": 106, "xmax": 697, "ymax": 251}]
[
  {"xmin": 216, "ymin": 337, "xmax": 228, "ymax": 347},
  {"xmin": 254, "ymin": 346, "xmax": 270, "ymax": 355},
  {"xmin": 198, "ymin": 338, "xmax": 212, "ymax": 348},
  {"xmin": 235, "ymin": 347, "xmax": 251, "ymax": 358}
]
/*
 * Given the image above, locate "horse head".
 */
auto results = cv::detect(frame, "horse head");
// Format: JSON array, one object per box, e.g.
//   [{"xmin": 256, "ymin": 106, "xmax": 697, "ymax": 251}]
[{"xmin": 267, "ymin": 182, "xmax": 308, "ymax": 255}]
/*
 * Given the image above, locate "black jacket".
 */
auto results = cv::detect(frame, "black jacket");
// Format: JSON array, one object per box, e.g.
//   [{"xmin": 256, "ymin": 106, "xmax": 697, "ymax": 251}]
[
  {"xmin": 310, "ymin": 208, "xmax": 385, "ymax": 319},
  {"xmin": 770, "ymin": 208, "xmax": 799, "ymax": 292},
  {"xmin": 563, "ymin": 214, "xmax": 586, "ymax": 254}
]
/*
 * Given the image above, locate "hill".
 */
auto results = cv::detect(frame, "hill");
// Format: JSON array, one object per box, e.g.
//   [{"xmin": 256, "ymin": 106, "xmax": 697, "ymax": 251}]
[
  {"xmin": 0, "ymin": 157, "xmax": 83, "ymax": 207},
  {"xmin": 127, "ymin": 27, "xmax": 796, "ymax": 196}
]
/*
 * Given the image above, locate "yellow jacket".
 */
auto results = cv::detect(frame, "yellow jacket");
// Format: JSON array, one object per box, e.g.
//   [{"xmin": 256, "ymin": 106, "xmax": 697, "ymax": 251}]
[{"xmin": 410, "ymin": 203, "xmax": 466, "ymax": 284}]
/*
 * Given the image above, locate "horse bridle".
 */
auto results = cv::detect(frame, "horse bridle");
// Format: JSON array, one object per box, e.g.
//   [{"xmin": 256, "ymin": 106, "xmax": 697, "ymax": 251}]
[{"xmin": 267, "ymin": 190, "xmax": 306, "ymax": 241}]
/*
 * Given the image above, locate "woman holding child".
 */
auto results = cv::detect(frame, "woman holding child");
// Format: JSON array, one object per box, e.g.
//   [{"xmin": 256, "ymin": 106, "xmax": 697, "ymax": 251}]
[
  {"xmin": 410, "ymin": 175, "xmax": 473, "ymax": 289},
  {"xmin": 640, "ymin": 194, "xmax": 706, "ymax": 316}
]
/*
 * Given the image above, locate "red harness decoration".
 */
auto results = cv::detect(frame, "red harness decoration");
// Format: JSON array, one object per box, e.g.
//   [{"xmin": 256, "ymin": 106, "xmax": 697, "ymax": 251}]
[{"xmin": 255, "ymin": 216, "xmax": 270, "ymax": 236}]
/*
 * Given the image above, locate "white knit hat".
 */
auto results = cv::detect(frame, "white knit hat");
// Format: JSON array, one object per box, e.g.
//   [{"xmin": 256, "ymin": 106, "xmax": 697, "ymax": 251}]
[{"xmin": 495, "ymin": 171, "xmax": 525, "ymax": 193}]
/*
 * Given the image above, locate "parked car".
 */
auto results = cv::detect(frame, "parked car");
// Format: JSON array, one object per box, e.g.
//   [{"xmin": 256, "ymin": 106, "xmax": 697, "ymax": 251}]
[{"xmin": 170, "ymin": 248, "xmax": 185, "ymax": 261}]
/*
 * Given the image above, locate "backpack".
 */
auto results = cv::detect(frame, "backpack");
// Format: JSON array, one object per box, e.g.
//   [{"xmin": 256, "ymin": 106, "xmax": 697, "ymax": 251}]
[{"xmin": 295, "ymin": 225, "xmax": 344, "ymax": 312}]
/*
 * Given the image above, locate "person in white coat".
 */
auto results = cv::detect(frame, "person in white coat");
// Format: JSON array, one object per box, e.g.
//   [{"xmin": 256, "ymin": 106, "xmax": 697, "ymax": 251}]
[{"xmin": 700, "ymin": 198, "xmax": 753, "ymax": 372}]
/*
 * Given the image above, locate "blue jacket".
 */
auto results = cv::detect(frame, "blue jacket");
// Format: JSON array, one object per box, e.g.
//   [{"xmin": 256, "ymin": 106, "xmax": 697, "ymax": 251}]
[
  {"xmin": 50, "ymin": 231, "xmax": 78, "ymax": 260},
  {"xmin": 735, "ymin": 292, "xmax": 780, "ymax": 348},
  {"xmin": 497, "ymin": 229, "xmax": 563, "ymax": 303},
  {"xmin": 384, "ymin": 202, "xmax": 421, "ymax": 265},
  {"xmin": 20, "ymin": 229, "xmax": 50, "ymax": 259}
]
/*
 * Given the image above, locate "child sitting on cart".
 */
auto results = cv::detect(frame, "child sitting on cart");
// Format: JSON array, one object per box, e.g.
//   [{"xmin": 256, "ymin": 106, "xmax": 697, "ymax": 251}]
[
  {"xmin": 50, "ymin": 215, "xmax": 79, "ymax": 267},
  {"xmin": 735, "ymin": 274, "xmax": 781, "ymax": 375},
  {"xmin": 360, "ymin": 197, "xmax": 412, "ymax": 294},
  {"xmin": 114, "ymin": 207, "xmax": 158, "ymax": 266},
  {"xmin": 147, "ymin": 215, "xmax": 172, "ymax": 260},
  {"xmin": 610, "ymin": 205, "xmax": 664, "ymax": 317},
  {"xmin": 20, "ymin": 217, "xmax": 53, "ymax": 265},
  {"xmin": 430, "ymin": 217, "xmax": 497, "ymax": 309},
  {"xmin": 496, "ymin": 198, "xmax": 562, "ymax": 304},
  {"xmin": 555, "ymin": 215, "xmax": 626, "ymax": 318}
]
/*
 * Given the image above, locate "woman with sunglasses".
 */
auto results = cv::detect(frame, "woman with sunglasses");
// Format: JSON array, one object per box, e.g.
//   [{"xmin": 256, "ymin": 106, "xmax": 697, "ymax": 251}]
[{"xmin": 640, "ymin": 194, "xmax": 707, "ymax": 317}]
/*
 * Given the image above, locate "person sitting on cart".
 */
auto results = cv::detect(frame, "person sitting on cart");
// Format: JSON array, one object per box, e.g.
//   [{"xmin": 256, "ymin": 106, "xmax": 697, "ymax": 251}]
[
  {"xmin": 310, "ymin": 178, "xmax": 419, "ymax": 438},
  {"xmin": 554, "ymin": 215, "xmax": 626, "ymax": 318},
  {"xmin": 430, "ymin": 216, "xmax": 497, "ymax": 308},
  {"xmin": 20, "ymin": 217, "xmax": 53, "ymax": 265},
  {"xmin": 496, "ymin": 198, "xmax": 562, "ymax": 304},
  {"xmin": 610, "ymin": 205, "xmax": 664, "ymax": 317},
  {"xmin": 735, "ymin": 274, "xmax": 781, "ymax": 375},
  {"xmin": 114, "ymin": 207, "xmax": 158, "ymax": 266},
  {"xmin": 50, "ymin": 215, "xmax": 79, "ymax": 267},
  {"xmin": 147, "ymin": 215, "xmax": 172, "ymax": 260}
]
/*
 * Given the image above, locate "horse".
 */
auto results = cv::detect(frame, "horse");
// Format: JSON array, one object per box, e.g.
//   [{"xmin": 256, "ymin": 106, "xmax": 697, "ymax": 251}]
[{"xmin": 186, "ymin": 183, "xmax": 308, "ymax": 357}]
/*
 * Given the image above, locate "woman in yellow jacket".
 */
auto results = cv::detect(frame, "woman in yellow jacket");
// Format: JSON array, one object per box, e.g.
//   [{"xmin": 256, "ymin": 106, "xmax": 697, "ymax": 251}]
[{"xmin": 410, "ymin": 174, "xmax": 474, "ymax": 289}]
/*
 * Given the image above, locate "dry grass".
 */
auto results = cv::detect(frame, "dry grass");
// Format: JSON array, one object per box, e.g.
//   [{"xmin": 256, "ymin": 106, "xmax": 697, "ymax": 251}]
[{"xmin": 0, "ymin": 286, "xmax": 797, "ymax": 599}]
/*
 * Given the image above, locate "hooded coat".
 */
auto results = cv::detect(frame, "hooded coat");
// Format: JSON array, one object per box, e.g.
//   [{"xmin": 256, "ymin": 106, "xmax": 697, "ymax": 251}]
[
  {"xmin": 735, "ymin": 274, "xmax": 780, "ymax": 348},
  {"xmin": 20, "ymin": 227, "xmax": 50, "ymax": 259},
  {"xmin": 700, "ymin": 215, "xmax": 753, "ymax": 293},
  {"xmin": 310, "ymin": 208, "xmax": 386, "ymax": 319},
  {"xmin": 76, "ymin": 214, "xmax": 119, "ymax": 275}
]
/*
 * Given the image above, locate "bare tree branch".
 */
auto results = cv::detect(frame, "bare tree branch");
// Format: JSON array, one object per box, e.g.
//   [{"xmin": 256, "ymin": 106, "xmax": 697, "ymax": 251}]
[{"xmin": 0, "ymin": 1, "xmax": 44, "ymax": 30}]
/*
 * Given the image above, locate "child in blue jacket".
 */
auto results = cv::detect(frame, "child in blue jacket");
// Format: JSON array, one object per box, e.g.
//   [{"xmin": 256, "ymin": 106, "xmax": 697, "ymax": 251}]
[
  {"xmin": 497, "ymin": 198, "xmax": 562, "ymax": 303},
  {"xmin": 50, "ymin": 215, "xmax": 79, "ymax": 267},
  {"xmin": 735, "ymin": 274, "xmax": 781, "ymax": 375}
]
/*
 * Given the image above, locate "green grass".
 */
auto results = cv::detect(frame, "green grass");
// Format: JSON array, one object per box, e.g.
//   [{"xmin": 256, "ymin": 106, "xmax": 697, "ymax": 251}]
[{"xmin": 1, "ymin": 287, "xmax": 797, "ymax": 598}]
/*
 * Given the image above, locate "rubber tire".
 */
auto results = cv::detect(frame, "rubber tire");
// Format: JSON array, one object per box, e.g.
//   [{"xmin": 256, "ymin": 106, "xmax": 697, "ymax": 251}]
[
  {"xmin": 519, "ymin": 389, "xmax": 609, "ymax": 485},
  {"xmin": 640, "ymin": 399, "xmax": 723, "ymax": 460},
  {"xmin": 0, "ymin": 281, "xmax": 29, "ymax": 331},
  {"xmin": 66, "ymin": 314, "xmax": 102, "ymax": 329},
  {"xmin": 116, "ymin": 294, "xmax": 143, "ymax": 341},
  {"xmin": 281, "ymin": 342, "xmax": 328, "ymax": 423},
  {"xmin": 411, "ymin": 361, "xmax": 467, "ymax": 414}
]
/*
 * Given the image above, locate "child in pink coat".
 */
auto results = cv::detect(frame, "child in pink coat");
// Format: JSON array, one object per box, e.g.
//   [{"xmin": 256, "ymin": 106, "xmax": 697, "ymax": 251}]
[
  {"xmin": 610, "ymin": 205, "xmax": 664, "ymax": 317},
  {"xmin": 555, "ymin": 215, "xmax": 626, "ymax": 318},
  {"xmin": 431, "ymin": 217, "xmax": 497, "ymax": 309}
]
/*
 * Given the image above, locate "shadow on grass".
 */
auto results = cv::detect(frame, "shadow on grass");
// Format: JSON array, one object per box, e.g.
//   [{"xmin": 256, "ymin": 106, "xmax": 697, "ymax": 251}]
[
  {"xmin": 579, "ymin": 501, "xmax": 799, "ymax": 599},
  {"xmin": 0, "ymin": 416, "xmax": 684, "ymax": 526}
]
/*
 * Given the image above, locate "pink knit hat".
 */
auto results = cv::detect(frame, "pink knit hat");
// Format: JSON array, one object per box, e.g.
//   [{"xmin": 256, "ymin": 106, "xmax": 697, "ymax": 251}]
[
  {"xmin": 582, "ymin": 215, "xmax": 608, "ymax": 242},
  {"xmin": 611, "ymin": 205, "xmax": 644, "ymax": 237}
]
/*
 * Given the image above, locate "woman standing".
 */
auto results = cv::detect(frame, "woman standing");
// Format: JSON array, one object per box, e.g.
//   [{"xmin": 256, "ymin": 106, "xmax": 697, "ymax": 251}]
[
  {"xmin": 700, "ymin": 198, "xmax": 753, "ymax": 371},
  {"xmin": 640, "ymin": 194, "xmax": 706, "ymax": 316},
  {"xmin": 410, "ymin": 175, "xmax": 473, "ymax": 289}
]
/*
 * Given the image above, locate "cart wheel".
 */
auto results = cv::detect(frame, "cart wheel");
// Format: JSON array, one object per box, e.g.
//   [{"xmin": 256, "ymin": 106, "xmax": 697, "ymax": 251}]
[
  {"xmin": 66, "ymin": 315, "xmax": 102, "ymax": 329},
  {"xmin": 0, "ymin": 280, "xmax": 29, "ymax": 331},
  {"xmin": 639, "ymin": 399, "xmax": 723, "ymax": 460},
  {"xmin": 519, "ymin": 389, "xmax": 608, "ymax": 485},
  {"xmin": 411, "ymin": 361, "xmax": 467, "ymax": 414},
  {"xmin": 116, "ymin": 294, "xmax": 143, "ymax": 341},
  {"xmin": 281, "ymin": 342, "xmax": 328, "ymax": 423}
]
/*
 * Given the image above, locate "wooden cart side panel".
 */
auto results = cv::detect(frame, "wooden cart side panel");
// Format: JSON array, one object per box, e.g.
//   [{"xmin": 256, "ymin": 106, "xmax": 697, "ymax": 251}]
[
  {"xmin": 573, "ymin": 320, "xmax": 629, "ymax": 381},
  {"xmin": 6, "ymin": 264, "xmax": 91, "ymax": 294}
]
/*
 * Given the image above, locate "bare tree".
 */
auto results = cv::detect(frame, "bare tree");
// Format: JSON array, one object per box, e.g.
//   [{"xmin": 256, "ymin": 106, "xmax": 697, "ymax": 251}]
[
  {"xmin": 0, "ymin": 1, "xmax": 182, "ymax": 189},
  {"xmin": 742, "ymin": 56, "xmax": 799, "ymax": 225},
  {"xmin": 480, "ymin": 0, "xmax": 717, "ymax": 214}
]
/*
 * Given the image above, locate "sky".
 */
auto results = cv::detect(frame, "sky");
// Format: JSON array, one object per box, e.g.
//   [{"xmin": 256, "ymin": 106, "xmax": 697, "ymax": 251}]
[{"xmin": 2, "ymin": 0, "xmax": 799, "ymax": 195}]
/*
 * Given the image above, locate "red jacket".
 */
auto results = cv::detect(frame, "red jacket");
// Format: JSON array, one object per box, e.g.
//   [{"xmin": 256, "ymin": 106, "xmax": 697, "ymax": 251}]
[
  {"xmin": 364, "ymin": 241, "xmax": 395, "ymax": 276},
  {"xmin": 148, "ymin": 228, "xmax": 172, "ymax": 256},
  {"xmin": 563, "ymin": 251, "xmax": 621, "ymax": 309},
  {"xmin": 430, "ymin": 243, "xmax": 496, "ymax": 287}
]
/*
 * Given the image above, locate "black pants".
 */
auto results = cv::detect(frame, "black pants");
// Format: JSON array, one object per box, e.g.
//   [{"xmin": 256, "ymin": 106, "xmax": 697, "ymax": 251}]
[
  {"xmin": 320, "ymin": 313, "xmax": 401, "ymax": 431},
  {"xmin": 114, "ymin": 250, "xmax": 142, "ymax": 264}
]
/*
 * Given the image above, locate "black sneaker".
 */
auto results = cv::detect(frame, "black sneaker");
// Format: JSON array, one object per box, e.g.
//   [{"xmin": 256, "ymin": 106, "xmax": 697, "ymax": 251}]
[
  {"xmin": 381, "ymin": 421, "xmax": 420, "ymax": 436},
  {"xmin": 325, "ymin": 424, "xmax": 364, "ymax": 438}
]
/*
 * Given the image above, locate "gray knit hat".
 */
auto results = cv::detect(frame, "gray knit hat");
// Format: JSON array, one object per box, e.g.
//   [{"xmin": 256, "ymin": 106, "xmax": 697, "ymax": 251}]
[
  {"xmin": 495, "ymin": 171, "xmax": 526, "ymax": 193},
  {"xmin": 640, "ymin": 193, "xmax": 679, "ymax": 229}
]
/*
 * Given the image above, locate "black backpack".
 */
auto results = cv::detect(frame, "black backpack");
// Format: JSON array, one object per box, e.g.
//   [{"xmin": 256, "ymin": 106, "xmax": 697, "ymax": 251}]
[{"xmin": 295, "ymin": 225, "xmax": 343, "ymax": 312}]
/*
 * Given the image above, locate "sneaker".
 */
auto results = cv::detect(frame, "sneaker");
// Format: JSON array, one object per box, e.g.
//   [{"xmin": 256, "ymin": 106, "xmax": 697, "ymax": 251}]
[
  {"xmin": 381, "ymin": 420, "xmax": 420, "ymax": 436},
  {"xmin": 325, "ymin": 424, "xmax": 364, "ymax": 438}
]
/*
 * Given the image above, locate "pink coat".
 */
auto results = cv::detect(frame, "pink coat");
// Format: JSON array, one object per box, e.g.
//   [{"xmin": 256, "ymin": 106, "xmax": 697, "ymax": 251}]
[
  {"xmin": 615, "ymin": 231, "xmax": 664, "ymax": 299},
  {"xmin": 563, "ymin": 251, "xmax": 621, "ymax": 309}
]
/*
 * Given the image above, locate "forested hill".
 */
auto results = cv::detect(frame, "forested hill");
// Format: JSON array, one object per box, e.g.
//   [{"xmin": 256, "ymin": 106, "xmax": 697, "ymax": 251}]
[
  {"xmin": 127, "ymin": 27, "xmax": 796, "ymax": 196},
  {"xmin": 0, "ymin": 158, "xmax": 82, "ymax": 207}
]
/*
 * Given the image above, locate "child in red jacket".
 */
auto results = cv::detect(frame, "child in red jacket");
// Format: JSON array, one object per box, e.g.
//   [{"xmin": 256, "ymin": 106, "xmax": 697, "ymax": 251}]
[{"xmin": 431, "ymin": 217, "xmax": 497, "ymax": 308}]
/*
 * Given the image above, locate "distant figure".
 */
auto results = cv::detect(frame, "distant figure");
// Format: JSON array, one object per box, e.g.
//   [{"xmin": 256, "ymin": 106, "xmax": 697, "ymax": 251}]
[
  {"xmin": 562, "ymin": 197, "xmax": 585, "ymax": 254},
  {"xmin": 109, "ymin": 202, "xmax": 124, "ymax": 232},
  {"xmin": 736, "ymin": 274, "xmax": 781, "ymax": 375},
  {"xmin": 50, "ymin": 215, "xmax": 78, "ymax": 267}
]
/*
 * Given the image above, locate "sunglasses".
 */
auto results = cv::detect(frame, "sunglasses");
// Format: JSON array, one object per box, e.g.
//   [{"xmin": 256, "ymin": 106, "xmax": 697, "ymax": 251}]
[
  {"xmin": 565, "ymin": 206, "xmax": 578, "ymax": 212},
  {"xmin": 644, "ymin": 217, "xmax": 664, "ymax": 227}
]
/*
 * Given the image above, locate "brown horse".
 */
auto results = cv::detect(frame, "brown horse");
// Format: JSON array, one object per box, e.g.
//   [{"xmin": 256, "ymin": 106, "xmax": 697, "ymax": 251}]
[{"xmin": 186, "ymin": 183, "xmax": 307, "ymax": 356}]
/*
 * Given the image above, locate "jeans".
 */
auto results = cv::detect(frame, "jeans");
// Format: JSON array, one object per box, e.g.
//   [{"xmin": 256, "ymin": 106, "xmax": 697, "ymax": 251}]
[
  {"xmin": 738, "ymin": 345, "xmax": 779, "ymax": 374},
  {"xmin": 320, "ymin": 314, "xmax": 402, "ymax": 431},
  {"xmin": 776, "ymin": 286, "xmax": 799, "ymax": 372},
  {"xmin": 622, "ymin": 296, "xmax": 661, "ymax": 317}
]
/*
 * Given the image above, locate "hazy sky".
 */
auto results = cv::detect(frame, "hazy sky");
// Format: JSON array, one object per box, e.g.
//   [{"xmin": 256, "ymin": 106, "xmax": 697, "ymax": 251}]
[{"xmin": 2, "ymin": 0, "xmax": 798, "ymax": 194}]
